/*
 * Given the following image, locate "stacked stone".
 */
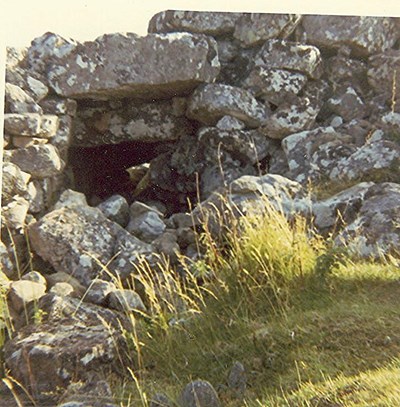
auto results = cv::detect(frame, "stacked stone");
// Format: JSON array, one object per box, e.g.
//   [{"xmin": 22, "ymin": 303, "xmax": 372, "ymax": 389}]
[{"xmin": 2, "ymin": 11, "xmax": 400, "ymax": 406}]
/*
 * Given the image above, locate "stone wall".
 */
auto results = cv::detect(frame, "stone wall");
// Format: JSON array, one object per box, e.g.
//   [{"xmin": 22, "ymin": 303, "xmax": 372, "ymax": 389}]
[{"xmin": 2, "ymin": 10, "xmax": 400, "ymax": 405}]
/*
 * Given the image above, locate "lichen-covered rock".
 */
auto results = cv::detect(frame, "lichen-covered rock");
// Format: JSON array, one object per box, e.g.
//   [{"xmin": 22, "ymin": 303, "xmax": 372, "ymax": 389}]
[
  {"xmin": 28, "ymin": 204, "xmax": 151, "ymax": 285},
  {"xmin": 73, "ymin": 99, "xmax": 192, "ymax": 146},
  {"xmin": 180, "ymin": 380, "xmax": 221, "ymax": 407},
  {"xmin": 261, "ymin": 97, "xmax": 319, "ymax": 139},
  {"xmin": 39, "ymin": 114, "xmax": 60, "ymax": 138},
  {"xmin": 216, "ymin": 115, "xmax": 246, "ymax": 130},
  {"xmin": 234, "ymin": 13, "xmax": 301, "ymax": 47},
  {"xmin": 197, "ymin": 127, "xmax": 270, "ymax": 164},
  {"xmin": 50, "ymin": 115, "xmax": 74, "ymax": 161},
  {"xmin": 312, "ymin": 182, "xmax": 374, "ymax": 232},
  {"xmin": 148, "ymin": 10, "xmax": 241, "ymax": 36},
  {"xmin": 3, "ymin": 300, "xmax": 127, "ymax": 403},
  {"xmin": 254, "ymin": 39, "xmax": 322, "ymax": 79},
  {"xmin": 39, "ymin": 97, "xmax": 78, "ymax": 116},
  {"xmin": 6, "ymin": 67, "xmax": 49, "ymax": 102},
  {"xmin": 45, "ymin": 272, "xmax": 86, "ymax": 298},
  {"xmin": 4, "ymin": 113, "xmax": 42, "ymax": 136},
  {"xmin": 85, "ymin": 280, "xmax": 116, "ymax": 306},
  {"xmin": 336, "ymin": 183, "xmax": 400, "ymax": 257},
  {"xmin": 2, "ymin": 162, "xmax": 31, "ymax": 205},
  {"xmin": 5, "ymin": 144, "xmax": 64, "ymax": 178},
  {"xmin": 27, "ymin": 32, "xmax": 78, "ymax": 76},
  {"xmin": 368, "ymin": 50, "xmax": 400, "ymax": 110},
  {"xmin": 186, "ymin": 83, "xmax": 269, "ymax": 128},
  {"xmin": 325, "ymin": 87, "xmax": 366, "ymax": 122},
  {"xmin": 243, "ymin": 67, "xmax": 308, "ymax": 106},
  {"xmin": 0, "ymin": 241, "xmax": 15, "ymax": 278},
  {"xmin": 282, "ymin": 127, "xmax": 358, "ymax": 183},
  {"xmin": 301, "ymin": 16, "xmax": 398, "ymax": 57},
  {"xmin": 127, "ymin": 202, "xmax": 166, "ymax": 243},
  {"xmin": 47, "ymin": 32, "xmax": 220, "ymax": 100},
  {"xmin": 330, "ymin": 140, "xmax": 400, "ymax": 181},
  {"xmin": 6, "ymin": 46, "xmax": 28, "ymax": 69},
  {"xmin": 97, "ymin": 195, "xmax": 130, "ymax": 227},
  {"xmin": 5, "ymin": 83, "xmax": 43, "ymax": 114}
]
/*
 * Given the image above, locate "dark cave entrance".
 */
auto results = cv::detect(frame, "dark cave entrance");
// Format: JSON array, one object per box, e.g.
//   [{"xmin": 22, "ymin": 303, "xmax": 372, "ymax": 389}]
[{"xmin": 68, "ymin": 140, "xmax": 166, "ymax": 205}]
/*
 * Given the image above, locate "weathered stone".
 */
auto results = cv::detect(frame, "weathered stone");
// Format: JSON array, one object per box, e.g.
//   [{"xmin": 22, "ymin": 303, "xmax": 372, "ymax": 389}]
[
  {"xmin": 1, "ymin": 197, "xmax": 30, "ymax": 231},
  {"xmin": 325, "ymin": 87, "xmax": 366, "ymax": 122},
  {"xmin": 22, "ymin": 271, "xmax": 47, "ymax": 287},
  {"xmin": 301, "ymin": 16, "xmax": 398, "ymax": 57},
  {"xmin": 40, "ymin": 97, "xmax": 78, "ymax": 116},
  {"xmin": 52, "ymin": 189, "xmax": 87, "ymax": 210},
  {"xmin": 187, "ymin": 83, "xmax": 268, "ymax": 128},
  {"xmin": 234, "ymin": 13, "xmax": 301, "ymax": 46},
  {"xmin": 282, "ymin": 127, "xmax": 357, "ymax": 183},
  {"xmin": 180, "ymin": 380, "xmax": 221, "ymax": 407},
  {"xmin": 2, "ymin": 162, "xmax": 31, "ymax": 205},
  {"xmin": 49, "ymin": 282, "xmax": 75, "ymax": 297},
  {"xmin": 107, "ymin": 289, "xmax": 146, "ymax": 313},
  {"xmin": 5, "ymin": 83, "xmax": 43, "ymax": 114},
  {"xmin": 312, "ymin": 182, "xmax": 374, "ymax": 232},
  {"xmin": 45, "ymin": 272, "xmax": 86, "ymax": 297},
  {"xmin": 28, "ymin": 204, "xmax": 152, "ymax": 286},
  {"xmin": 228, "ymin": 361, "xmax": 247, "ymax": 396},
  {"xmin": 6, "ymin": 46, "xmax": 27, "ymax": 69},
  {"xmin": 216, "ymin": 115, "xmax": 246, "ymax": 131},
  {"xmin": 39, "ymin": 114, "xmax": 60, "ymax": 138},
  {"xmin": 50, "ymin": 115, "xmax": 74, "ymax": 161},
  {"xmin": 152, "ymin": 231, "xmax": 180, "ymax": 263},
  {"xmin": 148, "ymin": 10, "xmax": 241, "ymax": 36},
  {"xmin": 243, "ymin": 67, "xmax": 308, "ymax": 106},
  {"xmin": 336, "ymin": 183, "xmax": 400, "ymax": 257},
  {"xmin": 254, "ymin": 39, "xmax": 322, "ymax": 79},
  {"xmin": 6, "ymin": 68, "xmax": 49, "ymax": 101},
  {"xmin": 47, "ymin": 32, "xmax": 220, "ymax": 100},
  {"xmin": 27, "ymin": 32, "xmax": 78, "ymax": 76},
  {"xmin": 127, "ymin": 202, "xmax": 166, "ymax": 243},
  {"xmin": 330, "ymin": 140, "xmax": 400, "ymax": 181},
  {"xmin": 6, "ymin": 144, "xmax": 64, "ymax": 178},
  {"xmin": 12, "ymin": 136, "xmax": 48, "ymax": 149},
  {"xmin": 368, "ymin": 50, "xmax": 400, "ymax": 110},
  {"xmin": 4, "ymin": 113, "xmax": 42, "ymax": 136},
  {"xmin": 3, "ymin": 305, "xmax": 127, "ymax": 402},
  {"xmin": 0, "ymin": 241, "xmax": 15, "ymax": 278},
  {"xmin": 8, "ymin": 280, "xmax": 47, "ymax": 313},
  {"xmin": 197, "ymin": 127, "xmax": 270, "ymax": 164},
  {"xmin": 73, "ymin": 99, "xmax": 191, "ymax": 146},
  {"xmin": 97, "ymin": 195, "xmax": 130, "ymax": 227},
  {"xmin": 85, "ymin": 280, "xmax": 116, "ymax": 306},
  {"xmin": 261, "ymin": 97, "xmax": 319, "ymax": 140}
]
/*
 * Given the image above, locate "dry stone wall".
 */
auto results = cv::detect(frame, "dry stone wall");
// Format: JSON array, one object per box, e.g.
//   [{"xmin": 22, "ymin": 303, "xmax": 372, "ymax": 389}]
[{"xmin": 2, "ymin": 10, "xmax": 400, "ymax": 405}]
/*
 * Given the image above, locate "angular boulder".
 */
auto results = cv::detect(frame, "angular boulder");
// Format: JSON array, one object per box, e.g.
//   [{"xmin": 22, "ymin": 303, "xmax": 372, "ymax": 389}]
[
  {"xmin": 47, "ymin": 32, "xmax": 220, "ymax": 100},
  {"xmin": 2, "ymin": 162, "xmax": 31, "ymax": 205},
  {"xmin": 148, "ymin": 10, "xmax": 241, "ymax": 36},
  {"xmin": 254, "ymin": 39, "xmax": 322, "ymax": 79},
  {"xmin": 4, "ymin": 83, "xmax": 43, "ymax": 114},
  {"xmin": 234, "ymin": 13, "xmax": 301, "ymax": 46},
  {"xmin": 301, "ymin": 16, "xmax": 398, "ymax": 57},
  {"xmin": 186, "ymin": 83, "xmax": 268, "ymax": 128}
]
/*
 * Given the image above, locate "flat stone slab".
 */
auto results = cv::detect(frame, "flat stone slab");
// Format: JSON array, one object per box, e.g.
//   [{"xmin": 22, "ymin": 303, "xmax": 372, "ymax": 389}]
[{"xmin": 47, "ymin": 32, "xmax": 220, "ymax": 100}]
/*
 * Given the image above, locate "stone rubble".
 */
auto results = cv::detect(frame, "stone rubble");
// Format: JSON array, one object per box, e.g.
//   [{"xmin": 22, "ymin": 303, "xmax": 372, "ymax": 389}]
[{"xmin": 2, "ymin": 10, "xmax": 400, "ymax": 405}]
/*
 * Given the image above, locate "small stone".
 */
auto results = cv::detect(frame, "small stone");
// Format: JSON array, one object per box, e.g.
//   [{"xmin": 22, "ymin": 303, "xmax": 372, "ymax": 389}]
[
  {"xmin": 39, "ymin": 97, "xmax": 78, "ymax": 116},
  {"xmin": 12, "ymin": 136, "xmax": 48, "ymax": 149},
  {"xmin": 5, "ymin": 83, "xmax": 43, "ymax": 114},
  {"xmin": 228, "ymin": 361, "xmax": 247, "ymax": 395},
  {"xmin": 39, "ymin": 115, "xmax": 59, "ymax": 138},
  {"xmin": 45, "ymin": 272, "xmax": 86, "ymax": 298},
  {"xmin": 2, "ymin": 162, "xmax": 31, "ymax": 205},
  {"xmin": 150, "ymin": 392, "xmax": 172, "ymax": 407},
  {"xmin": 8, "ymin": 280, "xmax": 47, "ymax": 313},
  {"xmin": 22, "ymin": 271, "xmax": 47, "ymax": 287},
  {"xmin": 85, "ymin": 280, "xmax": 116, "ymax": 306},
  {"xmin": 53, "ymin": 189, "xmax": 88, "ymax": 210},
  {"xmin": 4, "ymin": 113, "xmax": 42, "ymax": 136},
  {"xmin": 330, "ymin": 116, "xmax": 343, "ymax": 128},
  {"xmin": 180, "ymin": 380, "xmax": 221, "ymax": 407},
  {"xmin": 50, "ymin": 282, "xmax": 75, "ymax": 297},
  {"xmin": 216, "ymin": 115, "xmax": 246, "ymax": 131},
  {"xmin": 1, "ymin": 197, "xmax": 30, "ymax": 231},
  {"xmin": 107, "ymin": 289, "xmax": 146, "ymax": 313},
  {"xmin": 97, "ymin": 195, "xmax": 130, "ymax": 227}
]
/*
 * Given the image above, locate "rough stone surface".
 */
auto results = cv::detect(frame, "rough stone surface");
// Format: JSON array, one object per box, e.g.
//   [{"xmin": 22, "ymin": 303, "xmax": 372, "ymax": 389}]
[
  {"xmin": 148, "ymin": 10, "xmax": 241, "ymax": 36},
  {"xmin": 228, "ymin": 361, "xmax": 247, "ymax": 396},
  {"xmin": 243, "ymin": 67, "xmax": 308, "ymax": 106},
  {"xmin": 301, "ymin": 16, "xmax": 399, "ymax": 57},
  {"xmin": 150, "ymin": 392, "xmax": 173, "ymax": 407},
  {"xmin": 47, "ymin": 32, "xmax": 220, "ymax": 99},
  {"xmin": 40, "ymin": 97, "xmax": 78, "ymax": 116},
  {"xmin": 107, "ymin": 289, "xmax": 146, "ymax": 313},
  {"xmin": 8, "ymin": 280, "xmax": 47, "ymax": 313},
  {"xmin": 2, "ymin": 162, "xmax": 31, "ymax": 205},
  {"xmin": 127, "ymin": 202, "xmax": 166, "ymax": 243},
  {"xmin": 261, "ymin": 97, "xmax": 319, "ymax": 139},
  {"xmin": 180, "ymin": 380, "xmax": 221, "ymax": 407},
  {"xmin": 1, "ymin": 196, "xmax": 30, "ymax": 231},
  {"xmin": 97, "ymin": 195, "xmax": 130, "ymax": 227},
  {"xmin": 186, "ymin": 83, "xmax": 269, "ymax": 128},
  {"xmin": 234, "ymin": 13, "xmax": 301, "ymax": 46},
  {"xmin": 5, "ymin": 144, "xmax": 64, "ymax": 178},
  {"xmin": 5, "ymin": 83, "xmax": 43, "ymax": 114},
  {"xmin": 73, "ymin": 99, "xmax": 192, "ymax": 146},
  {"xmin": 28, "ymin": 204, "xmax": 151, "ymax": 285},
  {"xmin": 336, "ymin": 183, "xmax": 400, "ymax": 257},
  {"xmin": 325, "ymin": 87, "xmax": 366, "ymax": 122},
  {"xmin": 4, "ymin": 113, "xmax": 42, "ymax": 136},
  {"xmin": 85, "ymin": 280, "xmax": 117, "ymax": 306},
  {"xmin": 254, "ymin": 39, "xmax": 323, "ymax": 79}
]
